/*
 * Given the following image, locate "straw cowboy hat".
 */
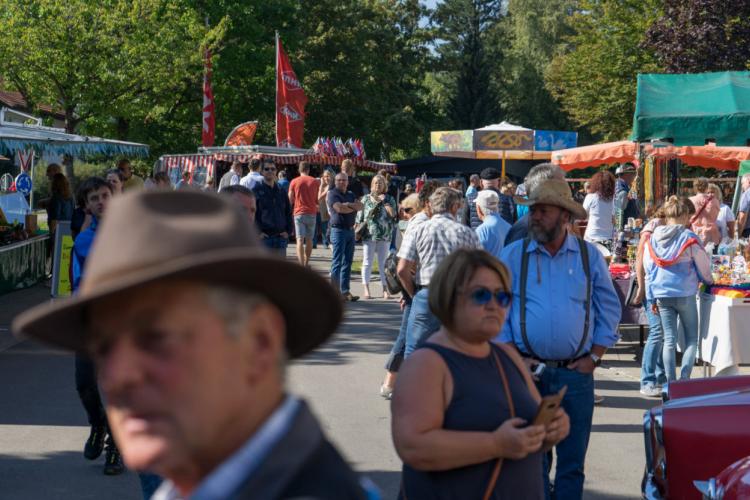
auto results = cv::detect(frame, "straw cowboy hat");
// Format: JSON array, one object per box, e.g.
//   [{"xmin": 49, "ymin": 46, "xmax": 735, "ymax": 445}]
[
  {"xmin": 514, "ymin": 178, "xmax": 587, "ymax": 220},
  {"xmin": 13, "ymin": 190, "xmax": 342, "ymax": 358}
]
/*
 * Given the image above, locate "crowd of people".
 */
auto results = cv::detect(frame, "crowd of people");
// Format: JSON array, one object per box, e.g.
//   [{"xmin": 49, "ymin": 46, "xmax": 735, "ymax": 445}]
[{"xmin": 23, "ymin": 154, "xmax": 750, "ymax": 500}]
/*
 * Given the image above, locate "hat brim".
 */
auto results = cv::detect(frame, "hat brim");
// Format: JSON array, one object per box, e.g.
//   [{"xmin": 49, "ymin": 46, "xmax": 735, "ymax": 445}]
[
  {"xmin": 514, "ymin": 195, "xmax": 588, "ymax": 220},
  {"xmin": 12, "ymin": 249, "xmax": 342, "ymax": 359}
]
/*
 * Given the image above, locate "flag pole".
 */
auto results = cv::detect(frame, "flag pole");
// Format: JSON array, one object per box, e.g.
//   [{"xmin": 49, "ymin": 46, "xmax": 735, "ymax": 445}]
[{"xmin": 275, "ymin": 30, "xmax": 279, "ymax": 147}]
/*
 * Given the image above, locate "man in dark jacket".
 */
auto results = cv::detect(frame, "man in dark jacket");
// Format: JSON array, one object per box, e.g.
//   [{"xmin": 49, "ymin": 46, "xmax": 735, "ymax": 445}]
[
  {"xmin": 13, "ymin": 190, "xmax": 376, "ymax": 500},
  {"xmin": 253, "ymin": 159, "xmax": 292, "ymax": 256}
]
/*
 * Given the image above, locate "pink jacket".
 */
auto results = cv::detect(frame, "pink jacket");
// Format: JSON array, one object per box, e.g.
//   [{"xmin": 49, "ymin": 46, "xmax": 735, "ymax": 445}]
[{"xmin": 689, "ymin": 193, "xmax": 720, "ymax": 245}]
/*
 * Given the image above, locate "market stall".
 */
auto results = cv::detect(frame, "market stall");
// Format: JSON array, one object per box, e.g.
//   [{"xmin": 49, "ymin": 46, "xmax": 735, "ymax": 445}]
[
  {"xmin": 159, "ymin": 144, "xmax": 397, "ymax": 187},
  {"xmin": 697, "ymin": 247, "xmax": 750, "ymax": 375},
  {"xmin": 431, "ymin": 121, "xmax": 576, "ymax": 180},
  {"xmin": 0, "ymin": 234, "xmax": 47, "ymax": 295},
  {"xmin": 0, "ymin": 114, "xmax": 149, "ymax": 295}
]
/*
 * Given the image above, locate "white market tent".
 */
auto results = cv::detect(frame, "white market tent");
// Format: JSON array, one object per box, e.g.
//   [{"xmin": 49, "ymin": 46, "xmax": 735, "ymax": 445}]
[{"xmin": 475, "ymin": 121, "xmax": 533, "ymax": 132}]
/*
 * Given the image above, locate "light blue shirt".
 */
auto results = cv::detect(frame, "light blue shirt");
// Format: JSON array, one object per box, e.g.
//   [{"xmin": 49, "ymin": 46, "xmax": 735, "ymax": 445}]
[
  {"xmin": 476, "ymin": 213, "xmax": 511, "ymax": 261},
  {"xmin": 152, "ymin": 396, "xmax": 301, "ymax": 500},
  {"xmin": 498, "ymin": 234, "xmax": 621, "ymax": 359}
]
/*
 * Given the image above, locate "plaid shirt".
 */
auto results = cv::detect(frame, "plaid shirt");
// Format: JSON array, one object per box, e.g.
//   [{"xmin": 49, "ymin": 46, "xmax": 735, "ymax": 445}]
[{"xmin": 398, "ymin": 213, "xmax": 482, "ymax": 286}]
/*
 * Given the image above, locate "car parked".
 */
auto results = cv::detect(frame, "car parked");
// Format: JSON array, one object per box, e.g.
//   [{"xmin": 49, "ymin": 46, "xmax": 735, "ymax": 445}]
[
  {"xmin": 694, "ymin": 455, "xmax": 750, "ymax": 499},
  {"xmin": 642, "ymin": 375, "xmax": 750, "ymax": 499}
]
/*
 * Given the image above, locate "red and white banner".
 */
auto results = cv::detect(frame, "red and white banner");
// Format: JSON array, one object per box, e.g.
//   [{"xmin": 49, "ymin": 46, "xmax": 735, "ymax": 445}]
[
  {"xmin": 202, "ymin": 50, "xmax": 215, "ymax": 147},
  {"xmin": 276, "ymin": 36, "xmax": 308, "ymax": 148},
  {"xmin": 16, "ymin": 150, "xmax": 35, "ymax": 172}
]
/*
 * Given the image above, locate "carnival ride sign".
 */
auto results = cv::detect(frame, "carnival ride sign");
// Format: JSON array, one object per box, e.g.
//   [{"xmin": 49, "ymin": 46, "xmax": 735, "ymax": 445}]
[
  {"xmin": 430, "ymin": 130, "xmax": 473, "ymax": 153},
  {"xmin": 473, "ymin": 130, "xmax": 534, "ymax": 151}
]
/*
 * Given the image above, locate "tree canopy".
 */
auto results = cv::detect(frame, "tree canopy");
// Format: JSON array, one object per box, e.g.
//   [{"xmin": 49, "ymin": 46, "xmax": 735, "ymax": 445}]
[{"xmin": 2, "ymin": 0, "xmax": 750, "ymax": 164}]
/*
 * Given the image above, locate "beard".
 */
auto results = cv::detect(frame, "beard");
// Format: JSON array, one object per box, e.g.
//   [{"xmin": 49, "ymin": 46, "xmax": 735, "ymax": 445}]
[{"xmin": 529, "ymin": 213, "xmax": 567, "ymax": 243}]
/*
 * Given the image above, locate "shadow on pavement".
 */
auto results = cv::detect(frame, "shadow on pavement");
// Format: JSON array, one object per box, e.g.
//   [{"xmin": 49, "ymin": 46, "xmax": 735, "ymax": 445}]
[
  {"xmin": 0, "ymin": 341, "xmax": 85, "ymax": 426},
  {"xmin": 594, "ymin": 394, "xmax": 660, "ymax": 411},
  {"xmin": 360, "ymin": 469, "xmax": 401, "ymax": 499},
  {"xmin": 0, "ymin": 450, "xmax": 139, "ymax": 500},
  {"xmin": 294, "ymin": 301, "xmax": 403, "ymax": 366},
  {"xmin": 585, "ymin": 490, "xmax": 643, "ymax": 499},
  {"xmin": 591, "ymin": 423, "xmax": 645, "ymax": 434},
  {"xmin": 595, "ymin": 379, "xmax": 640, "ymax": 392}
]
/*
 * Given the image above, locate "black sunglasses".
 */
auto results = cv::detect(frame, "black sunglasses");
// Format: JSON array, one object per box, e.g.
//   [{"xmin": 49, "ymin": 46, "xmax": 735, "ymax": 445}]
[
  {"xmin": 263, "ymin": 166, "xmax": 276, "ymax": 171},
  {"xmin": 402, "ymin": 207, "xmax": 414, "ymax": 213},
  {"xmin": 467, "ymin": 287, "xmax": 511, "ymax": 308}
]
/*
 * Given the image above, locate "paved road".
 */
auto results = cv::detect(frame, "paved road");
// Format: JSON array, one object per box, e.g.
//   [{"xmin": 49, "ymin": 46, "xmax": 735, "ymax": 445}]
[{"xmin": 0, "ymin": 247, "xmax": 670, "ymax": 499}]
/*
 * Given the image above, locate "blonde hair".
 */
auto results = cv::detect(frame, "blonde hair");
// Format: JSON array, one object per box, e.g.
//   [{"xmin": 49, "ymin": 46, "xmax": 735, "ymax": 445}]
[
  {"xmin": 707, "ymin": 183, "xmax": 723, "ymax": 203},
  {"xmin": 662, "ymin": 196, "xmax": 692, "ymax": 220},
  {"xmin": 370, "ymin": 174, "xmax": 387, "ymax": 195},
  {"xmin": 428, "ymin": 249, "xmax": 511, "ymax": 331},
  {"xmin": 400, "ymin": 193, "xmax": 420, "ymax": 213},
  {"xmin": 694, "ymin": 177, "xmax": 709, "ymax": 194}
]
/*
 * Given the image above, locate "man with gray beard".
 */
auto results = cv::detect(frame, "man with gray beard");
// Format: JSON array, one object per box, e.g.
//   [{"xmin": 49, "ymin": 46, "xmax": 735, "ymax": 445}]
[
  {"xmin": 505, "ymin": 163, "xmax": 566, "ymax": 246},
  {"xmin": 498, "ymin": 178, "xmax": 620, "ymax": 499}
]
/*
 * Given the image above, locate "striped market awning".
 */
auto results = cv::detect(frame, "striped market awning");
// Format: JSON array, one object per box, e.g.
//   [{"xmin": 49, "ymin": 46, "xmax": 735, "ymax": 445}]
[{"xmin": 159, "ymin": 152, "xmax": 397, "ymax": 178}]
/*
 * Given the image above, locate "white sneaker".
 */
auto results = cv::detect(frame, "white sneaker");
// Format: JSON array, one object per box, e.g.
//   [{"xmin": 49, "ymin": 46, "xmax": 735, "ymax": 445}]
[
  {"xmin": 640, "ymin": 386, "xmax": 661, "ymax": 397},
  {"xmin": 380, "ymin": 385, "xmax": 393, "ymax": 399}
]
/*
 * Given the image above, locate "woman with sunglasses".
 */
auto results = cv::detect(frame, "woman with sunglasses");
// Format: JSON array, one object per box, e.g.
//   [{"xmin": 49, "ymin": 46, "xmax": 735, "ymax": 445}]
[{"xmin": 392, "ymin": 249, "xmax": 569, "ymax": 499}]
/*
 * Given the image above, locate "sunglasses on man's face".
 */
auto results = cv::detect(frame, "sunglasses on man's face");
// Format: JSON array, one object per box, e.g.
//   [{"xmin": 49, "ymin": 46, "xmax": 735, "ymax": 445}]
[
  {"xmin": 263, "ymin": 166, "xmax": 276, "ymax": 172},
  {"xmin": 402, "ymin": 207, "xmax": 414, "ymax": 213},
  {"xmin": 467, "ymin": 287, "xmax": 511, "ymax": 308}
]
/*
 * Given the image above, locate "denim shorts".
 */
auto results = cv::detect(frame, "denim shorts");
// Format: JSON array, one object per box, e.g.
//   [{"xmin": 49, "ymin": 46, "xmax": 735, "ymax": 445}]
[{"xmin": 294, "ymin": 214, "xmax": 317, "ymax": 239}]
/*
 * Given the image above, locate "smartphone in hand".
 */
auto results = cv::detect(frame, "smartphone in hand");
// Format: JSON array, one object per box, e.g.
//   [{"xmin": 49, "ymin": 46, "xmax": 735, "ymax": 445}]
[{"xmin": 532, "ymin": 386, "xmax": 567, "ymax": 426}]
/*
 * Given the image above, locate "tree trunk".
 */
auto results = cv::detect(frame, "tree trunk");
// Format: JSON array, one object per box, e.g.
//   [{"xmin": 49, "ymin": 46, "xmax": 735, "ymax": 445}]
[{"xmin": 64, "ymin": 107, "xmax": 77, "ymax": 180}]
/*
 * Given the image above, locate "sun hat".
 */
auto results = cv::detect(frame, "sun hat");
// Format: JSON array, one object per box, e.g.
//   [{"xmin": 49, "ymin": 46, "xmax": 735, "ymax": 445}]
[
  {"xmin": 514, "ymin": 178, "xmax": 587, "ymax": 220},
  {"xmin": 13, "ymin": 190, "xmax": 342, "ymax": 358},
  {"xmin": 615, "ymin": 163, "xmax": 637, "ymax": 175}
]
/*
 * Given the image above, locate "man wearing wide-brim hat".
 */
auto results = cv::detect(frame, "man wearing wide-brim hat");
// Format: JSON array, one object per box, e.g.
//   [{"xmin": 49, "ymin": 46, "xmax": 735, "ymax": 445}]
[
  {"xmin": 13, "ymin": 190, "xmax": 373, "ymax": 499},
  {"xmin": 497, "ymin": 178, "xmax": 621, "ymax": 499}
]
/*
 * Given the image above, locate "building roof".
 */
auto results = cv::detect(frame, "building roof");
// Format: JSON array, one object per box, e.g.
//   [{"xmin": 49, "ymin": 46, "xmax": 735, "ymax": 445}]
[{"xmin": 0, "ymin": 86, "xmax": 65, "ymax": 119}]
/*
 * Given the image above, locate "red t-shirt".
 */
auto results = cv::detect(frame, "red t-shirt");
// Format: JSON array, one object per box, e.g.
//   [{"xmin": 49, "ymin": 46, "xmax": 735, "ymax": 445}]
[{"xmin": 289, "ymin": 175, "xmax": 320, "ymax": 215}]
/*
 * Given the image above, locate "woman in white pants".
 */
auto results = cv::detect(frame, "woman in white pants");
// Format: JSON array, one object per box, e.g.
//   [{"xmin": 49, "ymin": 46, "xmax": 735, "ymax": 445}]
[{"xmin": 358, "ymin": 174, "xmax": 397, "ymax": 298}]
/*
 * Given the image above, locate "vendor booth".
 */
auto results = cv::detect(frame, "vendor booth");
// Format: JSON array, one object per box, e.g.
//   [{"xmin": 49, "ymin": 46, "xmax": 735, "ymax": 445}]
[
  {"xmin": 430, "ymin": 122, "xmax": 577, "ymax": 180},
  {"xmin": 159, "ymin": 144, "xmax": 397, "ymax": 188},
  {"xmin": 554, "ymin": 71, "xmax": 750, "ymax": 376},
  {"xmin": 0, "ymin": 116, "xmax": 149, "ymax": 295}
]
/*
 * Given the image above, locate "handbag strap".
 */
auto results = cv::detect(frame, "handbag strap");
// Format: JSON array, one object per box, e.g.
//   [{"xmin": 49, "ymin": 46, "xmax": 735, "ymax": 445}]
[
  {"xmin": 484, "ymin": 347, "xmax": 515, "ymax": 500},
  {"xmin": 690, "ymin": 193, "xmax": 713, "ymax": 225},
  {"xmin": 401, "ymin": 345, "xmax": 517, "ymax": 500}
]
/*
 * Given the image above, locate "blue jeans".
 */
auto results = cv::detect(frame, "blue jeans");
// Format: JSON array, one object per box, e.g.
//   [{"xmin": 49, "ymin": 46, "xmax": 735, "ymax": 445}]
[
  {"xmin": 538, "ymin": 367, "xmax": 594, "ymax": 500},
  {"xmin": 640, "ymin": 299, "xmax": 667, "ymax": 388},
  {"xmin": 384, "ymin": 299, "xmax": 411, "ymax": 372},
  {"xmin": 658, "ymin": 295, "xmax": 699, "ymax": 381},
  {"xmin": 319, "ymin": 220, "xmax": 330, "ymax": 246},
  {"xmin": 330, "ymin": 228, "xmax": 355, "ymax": 294},
  {"xmin": 262, "ymin": 235, "xmax": 288, "ymax": 257},
  {"xmin": 404, "ymin": 289, "xmax": 441, "ymax": 357}
]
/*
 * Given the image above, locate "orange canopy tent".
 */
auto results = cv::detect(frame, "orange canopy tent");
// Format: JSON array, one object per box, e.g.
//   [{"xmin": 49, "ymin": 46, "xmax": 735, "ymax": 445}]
[{"xmin": 552, "ymin": 140, "xmax": 750, "ymax": 171}]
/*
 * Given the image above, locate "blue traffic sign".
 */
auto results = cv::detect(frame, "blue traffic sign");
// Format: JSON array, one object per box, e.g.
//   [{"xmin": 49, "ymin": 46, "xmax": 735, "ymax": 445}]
[{"xmin": 15, "ymin": 172, "xmax": 32, "ymax": 195}]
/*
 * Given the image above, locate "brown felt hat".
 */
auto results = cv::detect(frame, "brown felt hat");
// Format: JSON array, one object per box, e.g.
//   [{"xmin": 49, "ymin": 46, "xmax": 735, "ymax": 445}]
[
  {"xmin": 514, "ymin": 178, "xmax": 587, "ymax": 220},
  {"xmin": 12, "ymin": 190, "xmax": 342, "ymax": 358}
]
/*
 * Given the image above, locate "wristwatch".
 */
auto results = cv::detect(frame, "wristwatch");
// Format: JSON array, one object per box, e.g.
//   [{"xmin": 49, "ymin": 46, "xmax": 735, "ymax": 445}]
[{"xmin": 590, "ymin": 353, "xmax": 602, "ymax": 367}]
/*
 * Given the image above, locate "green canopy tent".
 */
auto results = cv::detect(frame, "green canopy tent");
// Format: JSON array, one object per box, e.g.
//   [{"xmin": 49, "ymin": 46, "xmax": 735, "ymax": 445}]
[{"xmin": 631, "ymin": 71, "xmax": 750, "ymax": 146}]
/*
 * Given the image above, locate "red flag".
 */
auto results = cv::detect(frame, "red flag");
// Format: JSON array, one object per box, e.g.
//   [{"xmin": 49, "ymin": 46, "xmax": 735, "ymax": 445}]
[
  {"xmin": 202, "ymin": 50, "xmax": 215, "ymax": 147},
  {"xmin": 276, "ymin": 35, "xmax": 307, "ymax": 148}
]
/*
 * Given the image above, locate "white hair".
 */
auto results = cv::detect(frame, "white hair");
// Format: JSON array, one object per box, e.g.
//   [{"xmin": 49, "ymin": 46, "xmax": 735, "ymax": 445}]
[
  {"xmin": 203, "ymin": 285, "xmax": 288, "ymax": 377},
  {"xmin": 475, "ymin": 190, "xmax": 499, "ymax": 214}
]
